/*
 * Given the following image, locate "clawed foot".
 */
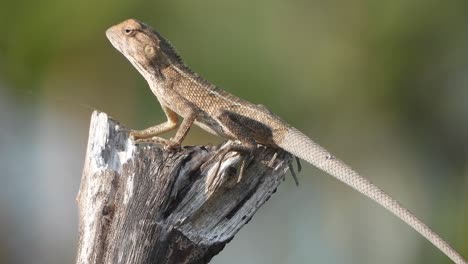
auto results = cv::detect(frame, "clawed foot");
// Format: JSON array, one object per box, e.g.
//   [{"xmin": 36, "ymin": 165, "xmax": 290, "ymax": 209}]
[
  {"xmin": 130, "ymin": 131, "xmax": 181, "ymax": 151},
  {"xmin": 206, "ymin": 145, "xmax": 253, "ymax": 184},
  {"xmin": 235, "ymin": 155, "xmax": 253, "ymax": 183},
  {"xmin": 269, "ymin": 151, "xmax": 301, "ymax": 186},
  {"xmin": 287, "ymin": 156, "xmax": 301, "ymax": 186}
]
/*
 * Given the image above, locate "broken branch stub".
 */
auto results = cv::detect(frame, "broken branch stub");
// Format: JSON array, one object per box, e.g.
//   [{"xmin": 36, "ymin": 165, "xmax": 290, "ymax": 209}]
[{"xmin": 76, "ymin": 111, "xmax": 293, "ymax": 264}]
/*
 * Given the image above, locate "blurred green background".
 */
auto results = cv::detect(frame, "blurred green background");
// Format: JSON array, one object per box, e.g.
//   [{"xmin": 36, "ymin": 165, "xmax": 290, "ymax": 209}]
[{"xmin": 0, "ymin": 0, "xmax": 467, "ymax": 263}]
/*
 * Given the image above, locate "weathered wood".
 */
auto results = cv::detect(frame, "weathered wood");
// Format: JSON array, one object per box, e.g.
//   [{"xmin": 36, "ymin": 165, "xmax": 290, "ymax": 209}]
[{"xmin": 76, "ymin": 111, "xmax": 293, "ymax": 264}]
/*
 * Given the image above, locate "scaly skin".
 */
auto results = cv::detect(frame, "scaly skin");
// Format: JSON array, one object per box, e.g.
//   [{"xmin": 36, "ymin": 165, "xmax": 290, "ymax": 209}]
[{"xmin": 106, "ymin": 19, "xmax": 467, "ymax": 264}]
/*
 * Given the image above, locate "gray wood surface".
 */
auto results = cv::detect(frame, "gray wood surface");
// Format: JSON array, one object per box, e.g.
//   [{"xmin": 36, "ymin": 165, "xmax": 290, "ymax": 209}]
[{"xmin": 76, "ymin": 111, "xmax": 293, "ymax": 264}]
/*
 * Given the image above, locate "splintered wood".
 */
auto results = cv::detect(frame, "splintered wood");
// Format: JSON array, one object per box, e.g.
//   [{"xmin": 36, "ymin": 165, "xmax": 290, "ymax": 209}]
[{"xmin": 76, "ymin": 111, "xmax": 292, "ymax": 264}]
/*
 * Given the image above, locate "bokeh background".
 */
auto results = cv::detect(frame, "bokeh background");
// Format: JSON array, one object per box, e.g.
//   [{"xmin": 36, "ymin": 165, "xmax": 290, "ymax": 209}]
[{"xmin": 1, "ymin": 1, "xmax": 467, "ymax": 263}]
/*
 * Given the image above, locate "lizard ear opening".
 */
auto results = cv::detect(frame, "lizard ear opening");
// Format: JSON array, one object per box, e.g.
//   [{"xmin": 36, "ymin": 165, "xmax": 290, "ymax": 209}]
[{"xmin": 144, "ymin": 45, "xmax": 156, "ymax": 57}]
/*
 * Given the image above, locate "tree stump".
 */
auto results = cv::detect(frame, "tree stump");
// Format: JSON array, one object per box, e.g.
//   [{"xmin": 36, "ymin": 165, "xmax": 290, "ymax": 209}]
[{"xmin": 76, "ymin": 111, "xmax": 293, "ymax": 264}]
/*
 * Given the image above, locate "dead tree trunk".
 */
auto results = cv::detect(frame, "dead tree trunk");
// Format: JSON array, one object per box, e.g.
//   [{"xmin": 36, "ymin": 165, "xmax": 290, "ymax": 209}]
[{"xmin": 76, "ymin": 111, "xmax": 293, "ymax": 264}]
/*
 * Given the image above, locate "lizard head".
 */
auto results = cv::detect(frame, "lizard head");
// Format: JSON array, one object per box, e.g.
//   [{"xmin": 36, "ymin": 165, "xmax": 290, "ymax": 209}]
[{"xmin": 106, "ymin": 19, "xmax": 182, "ymax": 80}]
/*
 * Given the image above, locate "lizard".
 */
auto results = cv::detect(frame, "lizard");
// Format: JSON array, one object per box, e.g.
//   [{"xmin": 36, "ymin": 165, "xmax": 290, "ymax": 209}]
[{"xmin": 105, "ymin": 18, "xmax": 467, "ymax": 264}]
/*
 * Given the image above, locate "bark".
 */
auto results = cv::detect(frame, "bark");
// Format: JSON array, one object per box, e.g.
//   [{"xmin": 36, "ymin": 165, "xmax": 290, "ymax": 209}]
[{"xmin": 76, "ymin": 111, "xmax": 293, "ymax": 264}]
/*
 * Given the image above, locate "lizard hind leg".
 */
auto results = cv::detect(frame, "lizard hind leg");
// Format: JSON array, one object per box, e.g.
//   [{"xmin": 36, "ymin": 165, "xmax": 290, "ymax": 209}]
[{"xmin": 210, "ymin": 111, "xmax": 257, "ymax": 182}]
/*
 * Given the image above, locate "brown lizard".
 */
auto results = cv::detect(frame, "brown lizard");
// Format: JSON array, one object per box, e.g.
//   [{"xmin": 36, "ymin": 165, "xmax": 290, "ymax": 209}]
[{"xmin": 106, "ymin": 18, "xmax": 467, "ymax": 264}]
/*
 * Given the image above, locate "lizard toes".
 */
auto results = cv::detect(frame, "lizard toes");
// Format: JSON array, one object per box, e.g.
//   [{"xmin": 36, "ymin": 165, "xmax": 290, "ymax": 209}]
[
  {"xmin": 163, "ymin": 141, "xmax": 181, "ymax": 151},
  {"xmin": 129, "ymin": 130, "xmax": 143, "ymax": 141}
]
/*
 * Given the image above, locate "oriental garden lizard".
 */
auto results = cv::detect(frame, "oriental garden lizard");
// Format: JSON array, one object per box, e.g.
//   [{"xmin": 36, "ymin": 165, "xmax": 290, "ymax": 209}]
[{"xmin": 106, "ymin": 18, "xmax": 467, "ymax": 264}]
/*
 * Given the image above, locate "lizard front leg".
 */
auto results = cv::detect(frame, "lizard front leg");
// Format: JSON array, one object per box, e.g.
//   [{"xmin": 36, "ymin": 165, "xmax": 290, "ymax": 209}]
[
  {"xmin": 132, "ymin": 105, "xmax": 178, "ymax": 145},
  {"xmin": 135, "ymin": 108, "xmax": 197, "ymax": 151},
  {"xmin": 164, "ymin": 111, "xmax": 197, "ymax": 150}
]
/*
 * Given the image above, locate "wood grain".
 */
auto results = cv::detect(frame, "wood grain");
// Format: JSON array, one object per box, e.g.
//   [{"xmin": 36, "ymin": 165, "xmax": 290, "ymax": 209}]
[{"xmin": 76, "ymin": 111, "xmax": 293, "ymax": 264}]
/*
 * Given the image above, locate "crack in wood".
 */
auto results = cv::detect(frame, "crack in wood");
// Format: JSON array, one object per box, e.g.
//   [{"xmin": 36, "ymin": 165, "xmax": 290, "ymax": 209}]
[{"xmin": 76, "ymin": 111, "xmax": 293, "ymax": 264}]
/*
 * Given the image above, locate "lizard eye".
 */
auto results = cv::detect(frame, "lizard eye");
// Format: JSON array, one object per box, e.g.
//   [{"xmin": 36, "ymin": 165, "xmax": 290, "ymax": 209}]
[{"xmin": 123, "ymin": 28, "xmax": 135, "ymax": 36}]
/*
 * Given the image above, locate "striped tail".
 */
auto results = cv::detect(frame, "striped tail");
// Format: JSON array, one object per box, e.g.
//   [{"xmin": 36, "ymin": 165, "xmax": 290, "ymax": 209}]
[{"xmin": 276, "ymin": 127, "xmax": 466, "ymax": 264}]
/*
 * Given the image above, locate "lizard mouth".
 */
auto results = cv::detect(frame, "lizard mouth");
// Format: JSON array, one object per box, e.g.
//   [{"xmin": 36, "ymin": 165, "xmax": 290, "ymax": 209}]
[
  {"xmin": 106, "ymin": 27, "xmax": 123, "ymax": 53},
  {"xmin": 105, "ymin": 28, "xmax": 113, "ymax": 40}
]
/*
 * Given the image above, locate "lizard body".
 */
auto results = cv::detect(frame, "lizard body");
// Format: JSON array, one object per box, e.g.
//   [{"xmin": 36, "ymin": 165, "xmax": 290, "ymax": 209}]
[{"xmin": 106, "ymin": 19, "xmax": 466, "ymax": 264}]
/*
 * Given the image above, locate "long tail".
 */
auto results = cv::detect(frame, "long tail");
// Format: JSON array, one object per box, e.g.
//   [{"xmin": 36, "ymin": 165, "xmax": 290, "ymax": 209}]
[{"xmin": 277, "ymin": 127, "xmax": 466, "ymax": 264}]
